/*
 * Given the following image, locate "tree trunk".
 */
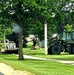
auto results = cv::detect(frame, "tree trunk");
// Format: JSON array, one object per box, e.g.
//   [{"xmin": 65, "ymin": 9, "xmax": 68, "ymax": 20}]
[{"xmin": 18, "ymin": 21, "xmax": 24, "ymax": 60}]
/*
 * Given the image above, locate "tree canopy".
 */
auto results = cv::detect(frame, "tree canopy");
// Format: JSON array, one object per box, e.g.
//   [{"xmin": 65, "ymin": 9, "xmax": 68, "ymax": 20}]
[{"xmin": 0, "ymin": 0, "xmax": 74, "ymax": 59}]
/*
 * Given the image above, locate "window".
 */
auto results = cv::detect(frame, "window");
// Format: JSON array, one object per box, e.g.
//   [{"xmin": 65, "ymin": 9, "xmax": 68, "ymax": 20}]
[
  {"xmin": 72, "ymin": 32, "xmax": 74, "ymax": 40},
  {"xmin": 67, "ymin": 33, "xmax": 71, "ymax": 40}
]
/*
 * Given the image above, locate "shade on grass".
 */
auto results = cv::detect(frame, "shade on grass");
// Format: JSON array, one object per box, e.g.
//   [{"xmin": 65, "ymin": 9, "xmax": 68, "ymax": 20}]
[{"xmin": 0, "ymin": 54, "xmax": 74, "ymax": 75}]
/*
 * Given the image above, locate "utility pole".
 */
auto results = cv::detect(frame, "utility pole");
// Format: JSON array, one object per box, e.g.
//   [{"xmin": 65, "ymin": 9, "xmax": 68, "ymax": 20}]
[
  {"xmin": 44, "ymin": 0, "xmax": 48, "ymax": 55},
  {"xmin": 44, "ymin": 21, "xmax": 48, "ymax": 54}
]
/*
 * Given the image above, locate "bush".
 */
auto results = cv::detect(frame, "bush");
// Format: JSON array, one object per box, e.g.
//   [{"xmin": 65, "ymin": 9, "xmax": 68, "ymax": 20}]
[{"xmin": 0, "ymin": 43, "xmax": 5, "ymax": 49}]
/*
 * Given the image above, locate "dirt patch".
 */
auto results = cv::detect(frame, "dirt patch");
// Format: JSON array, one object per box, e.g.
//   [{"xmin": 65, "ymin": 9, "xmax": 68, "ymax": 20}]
[{"xmin": 0, "ymin": 63, "xmax": 34, "ymax": 75}]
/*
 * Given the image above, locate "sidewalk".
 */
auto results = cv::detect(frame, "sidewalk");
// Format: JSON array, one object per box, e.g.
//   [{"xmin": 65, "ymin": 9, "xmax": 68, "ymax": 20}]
[
  {"xmin": 0, "ymin": 55, "xmax": 74, "ymax": 75},
  {"xmin": 0, "ymin": 63, "xmax": 34, "ymax": 75},
  {"xmin": 18, "ymin": 55, "xmax": 74, "ymax": 65}
]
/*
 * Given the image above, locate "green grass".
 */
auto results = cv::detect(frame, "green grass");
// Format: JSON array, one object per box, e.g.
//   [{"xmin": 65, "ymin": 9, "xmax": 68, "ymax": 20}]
[
  {"xmin": 0, "ymin": 53, "xmax": 74, "ymax": 75},
  {"xmin": 0, "ymin": 42, "xmax": 74, "ymax": 75},
  {"xmin": 23, "ymin": 42, "xmax": 74, "ymax": 61},
  {"xmin": 23, "ymin": 47, "xmax": 74, "ymax": 61}
]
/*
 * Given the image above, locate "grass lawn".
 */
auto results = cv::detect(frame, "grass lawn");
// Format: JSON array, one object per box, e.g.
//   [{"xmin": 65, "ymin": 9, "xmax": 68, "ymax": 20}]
[
  {"xmin": 23, "ymin": 42, "xmax": 74, "ymax": 61},
  {"xmin": 0, "ymin": 53, "xmax": 74, "ymax": 75},
  {"xmin": 0, "ymin": 42, "xmax": 74, "ymax": 75}
]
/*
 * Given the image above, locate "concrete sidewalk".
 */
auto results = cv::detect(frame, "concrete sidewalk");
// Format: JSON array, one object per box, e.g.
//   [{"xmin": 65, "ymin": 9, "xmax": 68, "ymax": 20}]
[
  {"xmin": 16, "ymin": 54, "xmax": 74, "ymax": 65},
  {"xmin": 51, "ymin": 59, "xmax": 74, "ymax": 65}
]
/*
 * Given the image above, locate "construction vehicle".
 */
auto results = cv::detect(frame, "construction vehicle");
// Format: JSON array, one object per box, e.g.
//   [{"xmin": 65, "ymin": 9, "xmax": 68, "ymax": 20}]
[
  {"xmin": 48, "ymin": 31, "xmax": 74, "ymax": 54},
  {"xmin": 4, "ymin": 41, "xmax": 18, "ymax": 54}
]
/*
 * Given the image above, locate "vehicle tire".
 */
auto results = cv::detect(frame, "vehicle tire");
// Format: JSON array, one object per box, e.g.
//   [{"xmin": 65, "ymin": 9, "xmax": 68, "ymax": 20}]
[
  {"xmin": 69, "ymin": 46, "xmax": 74, "ymax": 54},
  {"xmin": 48, "ymin": 46, "xmax": 53, "ymax": 54},
  {"xmin": 71, "ymin": 47, "xmax": 74, "ymax": 54},
  {"xmin": 51, "ymin": 45, "xmax": 61, "ymax": 54}
]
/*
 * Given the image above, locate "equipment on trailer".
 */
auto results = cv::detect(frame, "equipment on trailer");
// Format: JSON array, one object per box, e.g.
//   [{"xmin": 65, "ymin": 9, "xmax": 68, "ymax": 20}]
[{"xmin": 48, "ymin": 31, "xmax": 74, "ymax": 54}]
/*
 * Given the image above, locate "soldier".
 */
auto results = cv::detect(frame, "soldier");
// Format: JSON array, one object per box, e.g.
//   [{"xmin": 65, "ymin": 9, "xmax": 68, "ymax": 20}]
[
  {"xmin": 31, "ymin": 35, "xmax": 37, "ymax": 49},
  {"xmin": 31, "ymin": 34, "xmax": 40, "ymax": 49}
]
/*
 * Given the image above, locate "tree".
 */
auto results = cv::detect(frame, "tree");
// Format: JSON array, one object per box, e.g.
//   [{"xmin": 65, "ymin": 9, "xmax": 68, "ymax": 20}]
[
  {"xmin": 64, "ymin": 24, "xmax": 74, "ymax": 32},
  {"xmin": 0, "ymin": 16, "xmax": 12, "ymax": 44},
  {"xmin": 0, "ymin": 0, "xmax": 73, "ymax": 58}
]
